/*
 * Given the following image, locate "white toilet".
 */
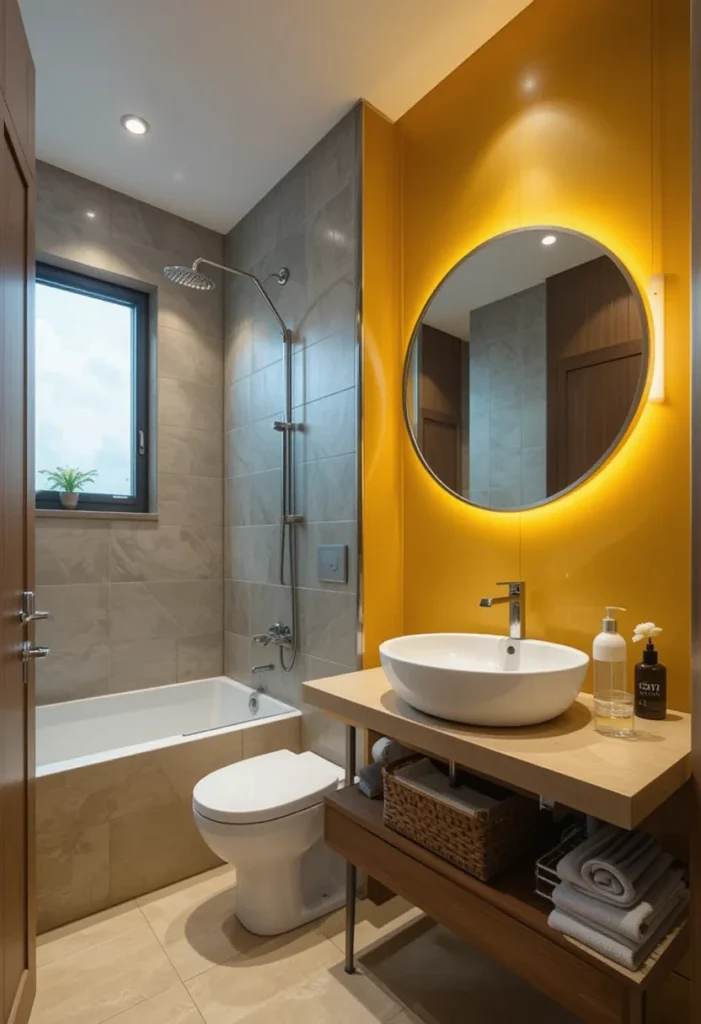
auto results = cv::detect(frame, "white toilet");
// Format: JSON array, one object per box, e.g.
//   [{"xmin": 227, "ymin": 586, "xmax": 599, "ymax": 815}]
[{"xmin": 193, "ymin": 748, "xmax": 346, "ymax": 936}]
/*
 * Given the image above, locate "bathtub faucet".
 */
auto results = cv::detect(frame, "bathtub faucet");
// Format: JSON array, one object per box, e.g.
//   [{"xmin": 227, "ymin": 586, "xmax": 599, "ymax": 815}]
[{"xmin": 253, "ymin": 622, "xmax": 293, "ymax": 648}]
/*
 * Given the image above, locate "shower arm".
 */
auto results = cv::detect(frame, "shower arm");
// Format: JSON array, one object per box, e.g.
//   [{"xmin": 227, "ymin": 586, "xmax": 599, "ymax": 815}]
[{"xmin": 193, "ymin": 258, "xmax": 289, "ymax": 340}]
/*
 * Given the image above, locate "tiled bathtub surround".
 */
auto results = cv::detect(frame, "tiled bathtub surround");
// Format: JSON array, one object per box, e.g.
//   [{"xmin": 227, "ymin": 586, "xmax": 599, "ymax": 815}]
[
  {"xmin": 223, "ymin": 109, "xmax": 361, "ymax": 763},
  {"xmin": 36, "ymin": 714, "xmax": 301, "ymax": 932},
  {"xmin": 34, "ymin": 162, "xmax": 226, "ymax": 703}
]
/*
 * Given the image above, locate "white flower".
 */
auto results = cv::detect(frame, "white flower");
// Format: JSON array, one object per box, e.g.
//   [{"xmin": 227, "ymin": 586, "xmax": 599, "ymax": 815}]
[{"xmin": 632, "ymin": 622, "xmax": 663, "ymax": 643}]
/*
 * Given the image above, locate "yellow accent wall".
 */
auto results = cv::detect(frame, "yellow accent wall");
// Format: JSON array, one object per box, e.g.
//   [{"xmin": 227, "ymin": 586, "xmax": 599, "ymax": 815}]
[
  {"xmin": 362, "ymin": 0, "xmax": 691, "ymax": 708},
  {"xmin": 360, "ymin": 105, "xmax": 403, "ymax": 668}
]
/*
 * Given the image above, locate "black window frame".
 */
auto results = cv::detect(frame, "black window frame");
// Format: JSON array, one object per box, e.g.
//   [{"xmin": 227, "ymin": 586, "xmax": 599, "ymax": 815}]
[{"xmin": 35, "ymin": 262, "xmax": 150, "ymax": 514}]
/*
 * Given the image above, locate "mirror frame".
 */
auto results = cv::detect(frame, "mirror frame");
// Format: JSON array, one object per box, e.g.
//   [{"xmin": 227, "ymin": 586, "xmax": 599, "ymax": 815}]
[{"xmin": 403, "ymin": 226, "xmax": 651, "ymax": 512}]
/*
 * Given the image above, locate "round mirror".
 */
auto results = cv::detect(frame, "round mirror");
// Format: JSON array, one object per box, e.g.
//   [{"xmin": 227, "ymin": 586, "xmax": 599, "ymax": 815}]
[{"xmin": 404, "ymin": 228, "xmax": 649, "ymax": 511}]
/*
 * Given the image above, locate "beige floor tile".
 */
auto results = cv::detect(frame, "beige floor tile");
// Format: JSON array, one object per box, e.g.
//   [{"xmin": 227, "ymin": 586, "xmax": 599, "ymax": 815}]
[
  {"xmin": 31, "ymin": 910, "xmax": 180, "ymax": 1024},
  {"xmin": 360, "ymin": 921, "xmax": 578, "ymax": 1024},
  {"xmin": 138, "ymin": 866, "xmax": 269, "ymax": 980},
  {"xmin": 137, "ymin": 865, "xmax": 235, "ymax": 932},
  {"xmin": 37, "ymin": 900, "xmax": 142, "ymax": 968},
  {"xmin": 186, "ymin": 928, "xmax": 343, "ymax": 1024},
  {"xmin": 319, "ymin": 897, "xmax": 423, "ymax": 955},
  {"xmin": 101, "ymin": 983, "xmax": 204, "ymax": 1024},
  {"xmin": 235, "ymin": 962, "xmax": 401, "ymax": 1023}
]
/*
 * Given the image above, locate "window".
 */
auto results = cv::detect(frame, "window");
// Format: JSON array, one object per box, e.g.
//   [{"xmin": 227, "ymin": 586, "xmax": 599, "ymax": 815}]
[{"xmin": 35, "ymin": 263, "xmax": 149, "ymax": 513}]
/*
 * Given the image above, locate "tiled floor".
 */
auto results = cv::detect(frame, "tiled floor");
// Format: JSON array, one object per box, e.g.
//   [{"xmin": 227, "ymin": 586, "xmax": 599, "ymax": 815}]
[{"xmin": 31, "ymin": 866, "xmax": 578, "ymax": 1024}]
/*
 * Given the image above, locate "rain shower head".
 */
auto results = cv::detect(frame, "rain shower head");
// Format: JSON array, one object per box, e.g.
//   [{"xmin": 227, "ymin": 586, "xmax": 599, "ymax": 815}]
[
  {"xmin": 163, "ymin": 258, "xmax": 290, "ymax": 338},
  {"xmin": 163, "ymin": 264, "xmax": 216, "ymax": 291},
  {"xmin": 164, "ymin": 259, "xmax": 290, "ymax": 295}
]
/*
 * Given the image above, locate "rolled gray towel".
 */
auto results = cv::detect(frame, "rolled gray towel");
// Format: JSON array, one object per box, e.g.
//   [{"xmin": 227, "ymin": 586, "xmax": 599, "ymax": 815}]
[
  {"xmin": 371, "ymin": 737, "xmax": 412, "ymax": 764},
  {"xmin": 557, "ymin": 824, "xmax": 668, "ymax": 908}
]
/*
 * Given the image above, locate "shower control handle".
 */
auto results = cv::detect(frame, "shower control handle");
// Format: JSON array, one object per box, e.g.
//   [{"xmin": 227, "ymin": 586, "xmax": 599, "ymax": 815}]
[
  {"xmin": 21, "ymin": 642, "xmax": 50, "ymax": 661},
  {"xmin": 253, "ymin": 622, "xmax": 293, "ymax": 648},
  {"xmin": 19, "ymin": 590, "xmax": 51, "ymax": 625}
]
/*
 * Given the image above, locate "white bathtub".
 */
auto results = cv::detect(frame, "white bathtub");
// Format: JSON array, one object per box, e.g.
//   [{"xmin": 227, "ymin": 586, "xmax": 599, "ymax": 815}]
[
  {"xmin": 36, "ymin": 675, "xmax": 298, "ymax": 775},
  {"xmin": 36, "ymin": 676, "xmax": 303, "ymax": 932}
]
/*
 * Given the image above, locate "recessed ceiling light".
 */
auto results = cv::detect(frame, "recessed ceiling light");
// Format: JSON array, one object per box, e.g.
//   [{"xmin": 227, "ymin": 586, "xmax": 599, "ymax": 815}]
[
  {"xmin": 522, "ymin": 74, "xmax": 538, "ymax": 94},
  {"xmin": 86, "ymin": 210, "xmax": 96, "ymax": 219},
  {"xmin": 120, "ymin": 114, "xmax": 150, "ymax": 136},
  {"xmin": 541, "ymin": 234, "xmax": 557, "ymax": 246}
]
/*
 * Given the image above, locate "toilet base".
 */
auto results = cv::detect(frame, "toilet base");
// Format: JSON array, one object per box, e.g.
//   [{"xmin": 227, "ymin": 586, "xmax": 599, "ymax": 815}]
[
  {"xmin": 235, "ymin": 836, "xmax": 346, "ymax": 936},
  {"xmin": 236, "ymin": 882, "xmax": 346, "ymax": 936}
]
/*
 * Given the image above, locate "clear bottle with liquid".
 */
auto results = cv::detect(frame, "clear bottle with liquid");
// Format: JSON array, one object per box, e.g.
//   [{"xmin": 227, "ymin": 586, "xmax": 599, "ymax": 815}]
[{"xmin": 593, "ymin": 606, "xmax": 634, "ymax": 737}]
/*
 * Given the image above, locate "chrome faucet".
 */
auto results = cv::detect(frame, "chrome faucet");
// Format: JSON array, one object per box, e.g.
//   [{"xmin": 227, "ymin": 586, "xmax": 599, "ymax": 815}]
[
  {"xmin": 253, "ymin": 622, "xmax": 293, "ymax": 648},
  {"xmin": 480, "ymin": 582, "xmax": 525, "ymax": 640}
]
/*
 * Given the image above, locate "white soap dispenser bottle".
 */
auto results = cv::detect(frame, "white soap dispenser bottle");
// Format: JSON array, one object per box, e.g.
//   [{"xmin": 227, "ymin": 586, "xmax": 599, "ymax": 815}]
[{"xmin": 593, "ymin": 606, "xmax": 633, "ymax": 737}]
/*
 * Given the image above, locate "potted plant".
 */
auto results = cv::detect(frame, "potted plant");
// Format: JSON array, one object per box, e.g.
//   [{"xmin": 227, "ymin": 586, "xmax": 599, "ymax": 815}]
[{"xmin": 40, "ymin": 466, "xmax": 98, "ymax": 509}]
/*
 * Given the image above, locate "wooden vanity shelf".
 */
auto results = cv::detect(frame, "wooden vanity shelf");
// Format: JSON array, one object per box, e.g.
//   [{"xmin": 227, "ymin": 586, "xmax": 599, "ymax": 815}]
[{"xmin": 325, "ymin": 785, "xmax": 688, "ymax": 1024}]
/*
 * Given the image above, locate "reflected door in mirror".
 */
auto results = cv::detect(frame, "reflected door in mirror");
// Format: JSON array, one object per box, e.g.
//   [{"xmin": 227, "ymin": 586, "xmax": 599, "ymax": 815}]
[
  {"xmin": 546, "ymin": 256, "xmax": 644, "ymax": 492},
  {"xmin": 416, "ymin": 325, "xmax": 463, "ymax": 493}
]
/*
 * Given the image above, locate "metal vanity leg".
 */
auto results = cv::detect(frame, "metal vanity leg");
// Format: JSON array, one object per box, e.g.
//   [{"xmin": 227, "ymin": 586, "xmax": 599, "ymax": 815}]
[{"xmin": 344, "ymin": 724, "xmax": 357, "ymax": 974}]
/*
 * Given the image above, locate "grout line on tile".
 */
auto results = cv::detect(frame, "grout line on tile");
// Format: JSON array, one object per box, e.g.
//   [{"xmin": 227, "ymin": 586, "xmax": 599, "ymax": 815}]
[
  {"xmin": 36, "ymin": 901, "xmax": 145, "ymax": 962},
  {"xmin": 89, "ymin": 978, "xmax": 195, "ymax": 1024},
  {"xmin": 36, "ymin": 910, "xmax": 180, "ymax": 1024}
]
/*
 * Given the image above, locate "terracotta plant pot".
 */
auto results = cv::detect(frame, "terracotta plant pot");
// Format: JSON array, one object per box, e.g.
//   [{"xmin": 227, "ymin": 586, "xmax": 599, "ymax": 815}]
[{"xmin": 59, "ymin": 492, "xmax": 79, "ymax": 509}]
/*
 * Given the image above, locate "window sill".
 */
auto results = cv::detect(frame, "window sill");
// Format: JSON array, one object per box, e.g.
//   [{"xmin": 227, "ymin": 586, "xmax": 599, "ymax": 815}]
[{"xmin": 36, "ymin": 509, "xmax": 158, "ymax": 522}]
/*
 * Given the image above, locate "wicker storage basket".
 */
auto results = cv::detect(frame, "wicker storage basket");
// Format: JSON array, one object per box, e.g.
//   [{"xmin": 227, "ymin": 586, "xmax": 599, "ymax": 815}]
[{"xmin": 382, "ymin": 754, "xmax": 540, "ymax": 882}]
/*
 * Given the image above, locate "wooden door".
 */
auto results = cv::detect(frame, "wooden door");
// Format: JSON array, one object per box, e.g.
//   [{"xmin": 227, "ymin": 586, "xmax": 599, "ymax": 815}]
[
  {"xmin": 417, "ymin": 324, "xmax": 464, "ymax": 493},
  {"xmin": 0, "ymin": 3, "xmax": 36, "ymax": 1023},
  {"xmin": 546, "ymin": 255, "xmax": 644, "ymax": 494},
  {"xmin": 552, "ymin": 341, "xmax": 643, "ymax": 490}
]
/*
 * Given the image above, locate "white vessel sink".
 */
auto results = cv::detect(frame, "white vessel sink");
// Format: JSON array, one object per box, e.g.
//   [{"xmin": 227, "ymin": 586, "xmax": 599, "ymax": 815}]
[{"xmin": 379, "ymin": 633, "xmax": 589, "ymax": 727}]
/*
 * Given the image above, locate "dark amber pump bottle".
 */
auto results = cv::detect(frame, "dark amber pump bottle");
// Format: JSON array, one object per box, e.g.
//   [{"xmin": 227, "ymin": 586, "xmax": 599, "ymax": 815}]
[{"xmin": 634, "ymin": 641, "xmax": 667, "ymax": 720}]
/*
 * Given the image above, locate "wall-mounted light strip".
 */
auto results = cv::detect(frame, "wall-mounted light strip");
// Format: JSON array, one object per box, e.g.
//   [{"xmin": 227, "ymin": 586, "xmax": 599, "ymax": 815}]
[{"xmin": 648, "ymin": 274, "xmax": 665, "ymax": 402}]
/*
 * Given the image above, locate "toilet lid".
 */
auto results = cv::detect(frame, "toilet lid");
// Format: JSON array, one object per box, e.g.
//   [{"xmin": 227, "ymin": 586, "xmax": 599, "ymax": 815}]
[{"xmin": 193, "ymin": 749, "xmax": 345, "ymax": 825}]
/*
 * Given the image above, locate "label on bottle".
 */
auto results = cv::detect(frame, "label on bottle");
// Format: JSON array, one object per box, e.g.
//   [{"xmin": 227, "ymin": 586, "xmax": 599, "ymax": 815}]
[{"xmin": 638, "ymin": 680, "xmax": 661, "ymax": 696}]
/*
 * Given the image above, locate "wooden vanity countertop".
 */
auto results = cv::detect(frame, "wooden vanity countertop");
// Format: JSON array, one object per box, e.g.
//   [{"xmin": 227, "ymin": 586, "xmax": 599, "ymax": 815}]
[{"xmin": 302, "ymin": 668, "xmax": 691, "ymax": 829}]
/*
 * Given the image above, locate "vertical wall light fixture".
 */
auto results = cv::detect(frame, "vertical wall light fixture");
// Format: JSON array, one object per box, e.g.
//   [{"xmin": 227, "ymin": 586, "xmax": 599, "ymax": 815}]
[{"xmin": 648, "ymin": 274, "xmax": 665, "ymax": 402}]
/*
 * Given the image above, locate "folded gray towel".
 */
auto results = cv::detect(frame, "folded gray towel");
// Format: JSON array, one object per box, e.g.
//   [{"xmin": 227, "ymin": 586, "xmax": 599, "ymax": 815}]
[
  {"xmin": 358, "ymin": 761, "xmax": 384, "ymax": 799},
  {"xmin": 552, "ymin": 868, "xmax": 687, "ymax": 943},
  {"xmin": 548, "ymin": 891, "xmax": 689, "ymax": 970},
  {"xmin": 557, "ymin": 824, "xmax": 667, "ymax": 907}
]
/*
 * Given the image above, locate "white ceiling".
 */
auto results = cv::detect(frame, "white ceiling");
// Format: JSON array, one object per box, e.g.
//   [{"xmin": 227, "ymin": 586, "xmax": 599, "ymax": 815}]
[
  {"xmin": 19, "ymin": 0, "xmax": 532, "ymax": 233},
  {"xmin": 424, "ymin": 232, "xmax": 607, "ymax": 339}
]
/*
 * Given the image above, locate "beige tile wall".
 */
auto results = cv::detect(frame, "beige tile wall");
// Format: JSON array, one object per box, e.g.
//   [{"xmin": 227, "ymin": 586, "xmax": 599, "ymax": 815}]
[
  {"xmin": 36, "ymin": 714, "xmax": 302, "ymax": 932},
  {"xmin": 35, "ymin": 162, "xmax": 226, "ymax": 703}
]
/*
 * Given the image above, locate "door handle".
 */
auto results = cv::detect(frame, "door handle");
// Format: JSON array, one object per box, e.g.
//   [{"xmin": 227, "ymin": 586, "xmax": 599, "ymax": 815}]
[
  {"xmin": 19, "ymin": 590, "xmax": 50, "ymax": 625},
  {"xmin": 21, "ymin": 642, "xmax": 50, "ymax": 661}
]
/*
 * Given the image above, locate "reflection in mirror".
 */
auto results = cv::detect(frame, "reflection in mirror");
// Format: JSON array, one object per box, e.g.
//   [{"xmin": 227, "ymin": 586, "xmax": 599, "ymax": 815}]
[{"xmin": 405, "ymin": 229, "xmax": 648, "ymax": 510}]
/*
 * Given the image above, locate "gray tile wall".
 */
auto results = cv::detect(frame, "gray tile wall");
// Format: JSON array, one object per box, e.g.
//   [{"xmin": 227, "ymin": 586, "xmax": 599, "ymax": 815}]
[
  {"xmin": 35, "ymin": 162, "xmax": 226, "ymax": 704},
  {"xmin": 468, "ymin": 284, "xmax": 547, "ymax": 508},
  {"xmin": 223, "ymin": 108, "xmax": 360, "ymax": 765}
]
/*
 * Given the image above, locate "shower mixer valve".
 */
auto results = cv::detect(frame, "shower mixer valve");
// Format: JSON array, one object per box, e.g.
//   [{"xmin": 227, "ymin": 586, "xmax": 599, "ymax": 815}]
[{"xmin": 253, "ymin": 623, "xmax": 293, "ymax": 648}]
